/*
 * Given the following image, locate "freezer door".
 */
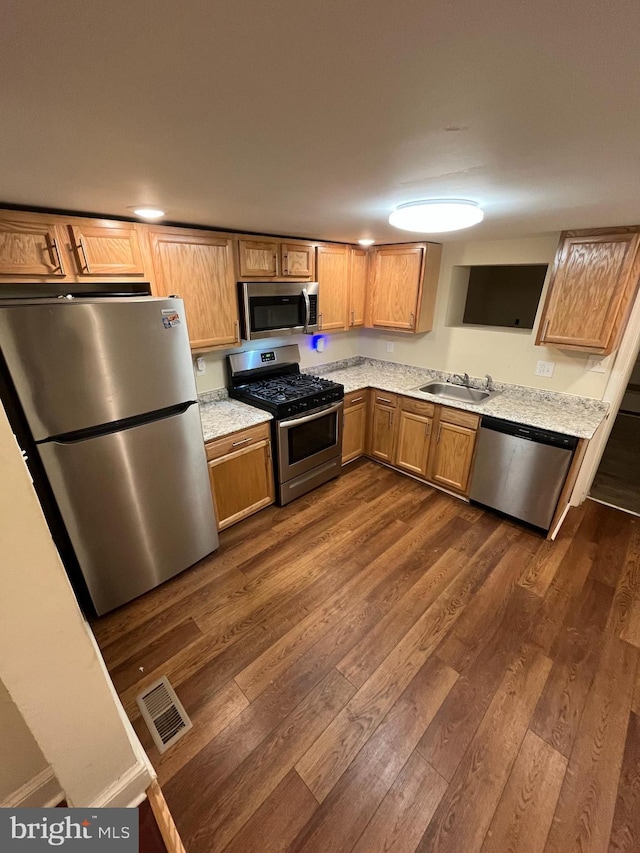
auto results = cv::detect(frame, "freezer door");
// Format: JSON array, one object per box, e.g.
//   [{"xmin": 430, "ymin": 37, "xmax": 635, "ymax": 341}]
[
  {"xmin": 0, "ymin": 297, "xmax": 196, "ymax": 440},
  {"xmin": 37, "ymin": 403, "xmax": 218, "ymax": 615}
]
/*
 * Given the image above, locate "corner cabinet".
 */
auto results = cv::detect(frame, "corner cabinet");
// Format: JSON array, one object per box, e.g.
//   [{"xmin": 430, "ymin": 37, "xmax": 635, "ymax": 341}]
[
  {"xmin": 146, "ymin": 227, "xmax": 240, "ymax": 350},
  {"xmin": 367, "ymin": 242, "xmax": 442, "ymax": 333},
  {"xmin": 536, "ymin": 228, "xmax": 640, "ymax": 354},
  {"xmin": 205, "ymin": 423, "xmax": 275, "ymax": 530},
  {"xmin": 348, "ymin": 247, "xmax": 367, "ymax": 328}
]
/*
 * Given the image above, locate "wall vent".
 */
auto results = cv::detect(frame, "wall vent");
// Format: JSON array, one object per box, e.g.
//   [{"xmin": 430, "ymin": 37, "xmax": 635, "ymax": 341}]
[{"xmin": 136, "ymin": 676, "xmax": 192, "ymax": 754}]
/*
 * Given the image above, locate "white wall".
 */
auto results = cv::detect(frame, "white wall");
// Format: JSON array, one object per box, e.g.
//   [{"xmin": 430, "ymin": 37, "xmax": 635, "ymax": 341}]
[
  {"xmin": 194, "ymin": 329, "xmax": 361, "ymax": 393},
  {"xmin": 0, "ymin": 401, "xmax": 153, "ymax": 807},
  {"xmin": 359, "ymin": 235, "xmax": 614, "ymax": 398},
  {"xmin": 0, "ymin": 678, "xmax": 51, "ymax": 804}
]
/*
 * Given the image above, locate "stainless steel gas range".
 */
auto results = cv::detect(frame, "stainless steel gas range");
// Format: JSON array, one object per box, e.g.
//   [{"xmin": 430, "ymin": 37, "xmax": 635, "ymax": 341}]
[{"xmin": 227, "ymin": 345, "xmax": 344, "ymax": 505}]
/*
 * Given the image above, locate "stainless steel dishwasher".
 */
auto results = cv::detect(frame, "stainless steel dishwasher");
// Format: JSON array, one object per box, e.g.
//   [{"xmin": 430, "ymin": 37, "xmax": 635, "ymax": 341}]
[{"xmin": 469, "ymin": 416, "xmax": 578, "ymax": 531}]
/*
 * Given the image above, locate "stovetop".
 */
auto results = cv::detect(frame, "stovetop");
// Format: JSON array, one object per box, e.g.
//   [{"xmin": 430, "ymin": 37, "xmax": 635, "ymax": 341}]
[{"xmin": 230, "ymin": 372, "xmax": 344, "ymax": 418}]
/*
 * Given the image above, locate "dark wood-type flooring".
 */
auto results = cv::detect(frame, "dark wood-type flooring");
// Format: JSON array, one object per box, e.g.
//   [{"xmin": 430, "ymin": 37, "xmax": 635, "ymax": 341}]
[
  {"xmin": 590, "ymin": 410, "xmax": 640, "ymax": 516},
  {"xmin": 92, "ymin": 460, "xmax": 640, "ymax": 853}
]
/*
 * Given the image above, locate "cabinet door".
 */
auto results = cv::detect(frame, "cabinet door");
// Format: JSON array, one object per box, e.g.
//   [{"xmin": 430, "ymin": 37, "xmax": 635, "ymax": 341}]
[
  {"xmin": 67, "ymin": 221, "xmax": 145, "ymax": 276},
  {"xmin": 281, "ymin": 242, "xmax": 315, "ymax": 278},
  {"xmin": 369, "ymin": 244, "xmax": 424, "ymax": 330},
  {"xmin": 0, "ymin": 214, "xmax": 68, "ymax": 277},
  {"xmin": 369, "ymin": 401, "xmax": 397, "ymax": 463},
  {"xmin": 428, "ymin": 421, "xmax": 476, "ymax": 494},
  {"xmin": 148, "ymin": 229, "xmax": 239, "ymax": 349},
  {"xmin": 348, "ymin": 247, "xmax": 367, "ymax": 327},
  {"xmin": 342, "ymin": 391, "xmax": 368, "ymax": 464},
  {"xmin": 536, "ymin": 231, "xmax": 640, "ymax": 353},
  {"xmin": 208, "ymin": 439, "xmax": 275, "ymax": 530},
  {"xmin": 395, "ymin": 410, "xmax": 432, "ymax": 478},
  {"xmin": 238, "ymin": 238, "xmax": 279, "ymax": 277},
  {"xmin": 317, "ymin": 244, "xmax": 349, "ymax": 331}
]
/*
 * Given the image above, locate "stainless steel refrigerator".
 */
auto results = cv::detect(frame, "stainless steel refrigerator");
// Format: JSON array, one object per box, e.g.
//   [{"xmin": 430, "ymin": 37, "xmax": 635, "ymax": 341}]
[{"xmin": 0, "ymin": 295, "xmax": 218, "ymax": 615}]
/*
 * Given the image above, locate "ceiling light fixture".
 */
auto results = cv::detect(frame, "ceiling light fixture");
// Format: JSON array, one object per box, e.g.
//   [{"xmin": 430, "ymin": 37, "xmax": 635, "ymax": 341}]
[
  {"xmin": 129, "ymin": 206, "xmax": 165, "ymax": 220},
  {"xmin": 388, "ymin": 200, "xmax": 484, "ymax": 233},
  {"xmin": 358, "ymin": 238, "xmax": 375, "ymax": 247}
]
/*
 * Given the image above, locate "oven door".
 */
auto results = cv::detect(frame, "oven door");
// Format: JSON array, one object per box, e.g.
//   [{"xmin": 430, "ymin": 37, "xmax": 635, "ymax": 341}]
[
  {"xmin": 277, "ymin": 400, "xmax": 343, "ymax": 482},
  {"xmin": 239, "ymin": 282, "xmax": 319, "ymax": 340}
]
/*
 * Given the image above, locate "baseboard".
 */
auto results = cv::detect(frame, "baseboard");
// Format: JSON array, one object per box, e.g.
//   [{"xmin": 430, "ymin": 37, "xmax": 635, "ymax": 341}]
[
  {"xmin": 1, "ymin": 766, "xmax": 64, "ymax": 809},
  {"xmin": 89, "ymin": 760, "xmax": 154, "ymax": 809}
]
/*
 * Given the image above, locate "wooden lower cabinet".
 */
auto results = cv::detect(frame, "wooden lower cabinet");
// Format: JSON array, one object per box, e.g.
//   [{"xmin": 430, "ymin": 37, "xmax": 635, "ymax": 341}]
[
  {"xmin": 368, "ymin": 392, "xmax": 398, "ymax": 463},
  {"xmin": 205, "ymin": 423, "xmax": 275, "ymax": 530},
  {"xmin": 342, "ymin": 390, "xmax": 368, "ymax": 464},
  {"xmin": 395, "ymin": 409, "xmax": 433, "ymax": 478},
  {"xmin": 427, "ymin": 408, "xmax": 479, "ymax": 495}
]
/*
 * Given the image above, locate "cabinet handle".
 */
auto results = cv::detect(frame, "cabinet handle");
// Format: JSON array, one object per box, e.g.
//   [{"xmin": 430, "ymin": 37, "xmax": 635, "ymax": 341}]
[
  {"xmin": 283, "ymin": 253, "xmax": 289, "ymax": 274},
  {"xmin": 232, "ymin": 437, "xmax": 251, "ymax": 447},
  {"xmin": 542, "ymin": 318, "xmax": 550, "ymax": 339},
  {"xmin": 389, "ymin": 411, "xmax": 394, "ymax": 426},
  {"xmin": 351, "ymin": 309, "xmax": 355, "ymax": 326},
  {"xmin": 425, "ymin": 423, "xmax": 431, "ymax": 439},
  {"xmin": 46, "ymin": 236, "xmax": 66, "ymax": 275},
  {"xmin": 318, "ymin": 312, "xmax": 323, "ymax": 330},
  {"xmin": 377, "ymin": 396, "xmax": 393, "ymax": 404},
  {"xmin": 349, "ymin": 396, "xmax": 364, "ymax": 404},
  {"xmin": 234, "ymin": 320, "xmax": 239, "ymax": 341},
  {"xmin": 437, "ymin": 424, "xmax": 442, "ymax": 443},
  {"xmin": 76, "ymin": 236, "xmax": 91, "ymax": 273},
  {"xmin": 410, "ymin": 312, "xmax": 415, "ymax": 327}
]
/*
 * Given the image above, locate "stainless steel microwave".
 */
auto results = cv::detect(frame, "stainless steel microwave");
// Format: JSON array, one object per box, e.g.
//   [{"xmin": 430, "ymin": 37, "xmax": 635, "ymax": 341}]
[{"xmin": 238, "ymin": 281, "xmax": 319, "ymax": 341}]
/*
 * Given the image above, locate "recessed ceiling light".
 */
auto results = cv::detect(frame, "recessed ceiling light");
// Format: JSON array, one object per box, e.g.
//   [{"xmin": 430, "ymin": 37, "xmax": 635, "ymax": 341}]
[
  {"xmin": 129, "ymin": 206, "xmax": 165, "ymax": 220},
  {"xmin": 389, "ymin": 200, "xmax": 484, "ymax": 233},
  {"xmin": 358, "ymin": 238, "xmax": 375, "ymax": 247}
]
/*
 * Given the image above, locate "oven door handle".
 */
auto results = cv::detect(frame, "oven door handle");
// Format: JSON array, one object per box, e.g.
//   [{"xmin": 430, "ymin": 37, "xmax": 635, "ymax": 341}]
[
  {"xmin": 302, "ymin": 288, "xmax": 311, "ymax": 333},
  {"xmin": 279, "ymin": 400, "xmax": 343, "ymax": 429}
]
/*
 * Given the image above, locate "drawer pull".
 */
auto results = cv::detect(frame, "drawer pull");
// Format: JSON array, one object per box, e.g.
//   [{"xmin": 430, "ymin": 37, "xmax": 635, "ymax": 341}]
[
  {"xmin": 349, "ymin": 396, "xmax": 364, "ymax": 404},
  {"xmin": 232, "ymin": 437, "xmax": 251, "ymax": 447},
  {"xmin": 377, "ymin": 396, "xmax": 393, "ymax": 404}
]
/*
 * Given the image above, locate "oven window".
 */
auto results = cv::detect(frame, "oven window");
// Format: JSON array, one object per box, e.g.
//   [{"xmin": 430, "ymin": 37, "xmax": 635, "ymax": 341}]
[
  {"xmin": 250, "ymin": 295, "xmax": 305, "ymax": 332},
  {"xmin": 288, "ymin": 412, "xmax": 337, "ymax": 464}
]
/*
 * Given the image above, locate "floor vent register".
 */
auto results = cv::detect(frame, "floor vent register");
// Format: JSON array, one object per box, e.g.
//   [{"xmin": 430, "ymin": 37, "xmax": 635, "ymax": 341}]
[{"xmin": 136, "ymin": 676, "xmax": 193, "ymax": 754}]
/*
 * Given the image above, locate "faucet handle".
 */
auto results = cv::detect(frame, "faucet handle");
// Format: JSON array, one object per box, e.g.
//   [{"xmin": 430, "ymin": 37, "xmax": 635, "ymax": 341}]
[{"xmin": 484, "ymin": 374, "xmax": 494, "ymax": 391}]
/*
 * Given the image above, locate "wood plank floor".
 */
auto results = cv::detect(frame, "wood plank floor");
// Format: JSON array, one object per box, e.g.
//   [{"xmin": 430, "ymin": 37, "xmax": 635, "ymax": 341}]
[{"xmin": 92, "ymin": 460, "xmax": 640, "ymax": 853}]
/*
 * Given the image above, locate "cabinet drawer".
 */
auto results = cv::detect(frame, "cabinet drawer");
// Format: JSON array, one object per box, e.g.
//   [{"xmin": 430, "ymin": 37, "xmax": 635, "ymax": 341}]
[
  {"xmin": 205, "ymin": 422, "xmax": 271, "ymax": 461},
  {"xmin": 344, "ymin": 389, "xmax": 368, "ymax": 408},
  {"xmin": 372, "ymin": 390, "xmax": 398, "ymax": 408},
  {"xmin": 439, "ymin": 407, "xmax": 480, "ymax": 430},
  {"xmin": 401, "ymin": 397, "xmax": 435, "ymax": 418}
]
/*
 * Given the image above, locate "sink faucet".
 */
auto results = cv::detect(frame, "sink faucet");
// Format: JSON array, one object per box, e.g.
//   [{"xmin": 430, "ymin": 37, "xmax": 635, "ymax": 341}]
[
  {"xmin": 451, "ymin": 372, "xmax": 470, "ymax": 386},
  {"xmin": 485, "ymin": 374, "xmax": 494, "ymax": 391}
]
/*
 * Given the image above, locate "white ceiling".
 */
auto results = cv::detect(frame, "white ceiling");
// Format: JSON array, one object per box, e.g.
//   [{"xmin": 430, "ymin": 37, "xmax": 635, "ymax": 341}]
[{"xmin": 1, "ymin": 0, "xmax": 639, "ymax": 243}]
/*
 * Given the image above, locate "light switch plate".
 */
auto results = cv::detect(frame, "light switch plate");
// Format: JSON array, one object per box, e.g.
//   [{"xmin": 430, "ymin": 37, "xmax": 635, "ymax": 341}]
[
  {"xmin": 535, "ymin": 360, "xmax": 555, "ymax": 377},
  {"xmin": 195, "ymin": 356, "xmax": 206, "ymax": 374},
  {"xmin": 386, "ymin": 341, "xmax": 394, "ymax": 353}
]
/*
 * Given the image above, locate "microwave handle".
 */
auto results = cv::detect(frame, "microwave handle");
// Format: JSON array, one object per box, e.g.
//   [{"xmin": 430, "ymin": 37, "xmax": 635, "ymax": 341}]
[
  {"xmin": 302, "ymin": 288, "xmax": 311, "ymax": 333},
  {"xmin": 279, "ymin": 400, "xmax": 343, "ymax": 429}
]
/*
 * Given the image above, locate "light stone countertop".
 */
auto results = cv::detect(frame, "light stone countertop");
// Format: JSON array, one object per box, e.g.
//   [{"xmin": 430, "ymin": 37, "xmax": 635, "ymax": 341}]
[
  {"xmin": 309, "ymin": 358, "xmax": 609, "ymax": 440},
  {"xmin": 199, "ymin": 395, "xmax": 272, "ymax": 442},
  {"xmin": 197, "ymin": 357, "xmax": 609, "ymax": 443}
]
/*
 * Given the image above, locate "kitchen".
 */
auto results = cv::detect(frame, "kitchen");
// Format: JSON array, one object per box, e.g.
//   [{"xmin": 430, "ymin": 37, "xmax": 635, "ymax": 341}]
[{"xmin": 3, "ymin": 1, "xmax": 638, "ymax": 849}]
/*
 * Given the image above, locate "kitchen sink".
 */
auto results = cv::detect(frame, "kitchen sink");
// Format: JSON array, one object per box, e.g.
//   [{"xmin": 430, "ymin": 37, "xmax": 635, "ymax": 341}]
[{"xmin": 417, "ymin": 381, "xmax": 497, "ymax": 404}]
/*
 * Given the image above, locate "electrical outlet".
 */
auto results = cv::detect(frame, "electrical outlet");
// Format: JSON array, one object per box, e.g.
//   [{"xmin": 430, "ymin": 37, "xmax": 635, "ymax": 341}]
[
  {"xmin": 586, "ymin": 355, "xmax": 607, "ymax": 373},
  {"xmin": 535, "ymin": 360, "xmax": 555, "ymax": 378},
  {"xmin": 386, "ymin": 341, "xmax": 394, "ymax": 353},
  {"xmin": 195, "ymin": 357, "xmax": 206, "ymax": 374}
]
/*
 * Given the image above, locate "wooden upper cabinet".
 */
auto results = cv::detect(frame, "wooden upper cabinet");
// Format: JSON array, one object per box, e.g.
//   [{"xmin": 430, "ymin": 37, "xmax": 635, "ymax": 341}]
[
  {"xmin": 238, "ymin": 238, "xmax": 279, "ymax": 278},
  {"xmin": 0, "ymin": 213, "xmax": 69, "ymax": 278},
  {"xmin": 367, "ymin": 242, "xmax": 442, "ymax": 333},
  {"xmin": 67, "ymin": 221, "xmax": 145, "ymax": 276},
  {"xmin": 147, "ymin": 228, "xmax": 239, "ymax": 350},
  {"xmin": 316, "ymin": 244, "xmax": 349, "ymax": 331},
  {"xmin": 348, "ymin": 247, "xmax": 367, "ymax": 327},
  {"xmin": 281, "ymin": 242, "xmax": 314, "ymax": 278},
  {"xmin": 536, "ymin": 228, "xmax": 640, "ymax": 354}
]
